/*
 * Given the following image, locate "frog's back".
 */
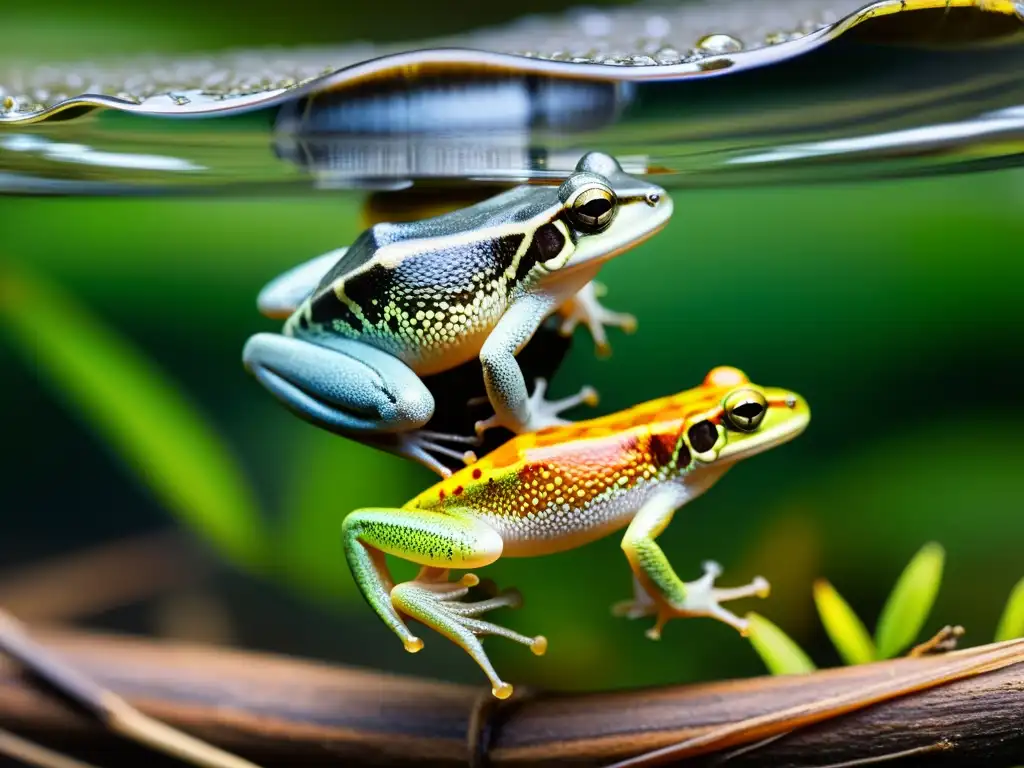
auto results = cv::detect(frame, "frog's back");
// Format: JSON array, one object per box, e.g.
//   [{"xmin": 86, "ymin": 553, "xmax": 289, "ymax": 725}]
[
  {"xmin": 288, "ymin": 186, "xmax": 561, "ymax": 372},
  {"xmin": 523, "ymin": 387, "xmax": 724, "ymax": 448},
  {"xmin": 407, "ymin": 408, "xmax": 692, "ymax": 555},
  {"xmin": 315, "ymin": 186, "xmax": 557, "ymax": 287}
]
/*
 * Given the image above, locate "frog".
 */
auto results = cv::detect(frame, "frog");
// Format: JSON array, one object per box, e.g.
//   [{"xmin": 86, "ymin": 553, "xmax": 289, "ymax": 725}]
[
  {"xmin": 242, "ymin": 152, "xmax": 672, "ymax": 476},
  {"xmin": 340, "ymin": 366, "xmax": 810, "ymax": 698}
]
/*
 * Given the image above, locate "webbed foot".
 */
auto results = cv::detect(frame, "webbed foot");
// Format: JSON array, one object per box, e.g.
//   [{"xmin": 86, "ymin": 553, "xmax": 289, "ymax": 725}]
[
  {"xmin": 613, "ymin": 561, "xmax": 771, "ymax": 640},
  {"xmin": 391, "ymin": 573, "xmax": 546, "ymax": 699},
  {"xmin": 558, "ymin": 280, "xmax": 637, "ymax": 358},
  {"xmin": 474, "ymin": 377, "xmax": 598, "ymax": 436},
  {"xmin": 397, "ymin": 429, "xmax": 482, "ymax": 478}
]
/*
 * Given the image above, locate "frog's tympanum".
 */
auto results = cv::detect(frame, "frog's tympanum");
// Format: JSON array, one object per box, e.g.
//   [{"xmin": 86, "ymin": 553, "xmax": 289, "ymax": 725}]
[
  {"xmin": 244, "ymin": 152, "xmax": 671, "ymax": 476},
  {"xmin": 341, "ymin": 366, "xmax": 810, "ymax": 698}
]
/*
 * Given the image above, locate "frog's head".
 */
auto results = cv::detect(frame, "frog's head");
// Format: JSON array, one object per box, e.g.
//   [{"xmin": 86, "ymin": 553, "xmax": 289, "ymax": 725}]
[
  {"xmin": 680, "ymin": 366, "xmax": 810, "ymax": 471},
  {"xmin": 547, "ymin": 152, "xmax": 672, "ymax": 273}
]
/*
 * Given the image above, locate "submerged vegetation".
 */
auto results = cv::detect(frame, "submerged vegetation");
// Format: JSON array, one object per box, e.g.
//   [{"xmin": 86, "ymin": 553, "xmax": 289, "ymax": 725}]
[
  {"xmin": 2, "ymin": 0, "xmax": 1022, "ymax": 698},
  {"xmin": 3, "ymin": 256, "xmax": 1022, "ymax": 690},
  {"xmin": 749, "ymin": 542, "xmax": 1024, "ymax": 675}
]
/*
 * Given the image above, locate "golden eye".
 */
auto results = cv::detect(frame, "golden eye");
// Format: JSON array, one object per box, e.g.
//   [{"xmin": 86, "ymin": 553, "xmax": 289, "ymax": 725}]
[
  {"xmin": 723, "ymin": 389, "xmax": 768, "ymax": 432},
  {"xmin": 569, "ymin": 185, "xmax": 616, "ymax": 230}
]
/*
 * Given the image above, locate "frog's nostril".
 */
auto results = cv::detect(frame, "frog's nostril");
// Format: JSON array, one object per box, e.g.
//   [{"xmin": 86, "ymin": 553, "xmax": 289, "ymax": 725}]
[{"xmin": 646, "ymin": 192, "xmax": 660, "ymax": 207}]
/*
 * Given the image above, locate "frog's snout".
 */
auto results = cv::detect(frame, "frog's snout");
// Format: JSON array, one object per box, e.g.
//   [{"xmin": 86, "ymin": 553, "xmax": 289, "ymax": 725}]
[{"xmin": 640, "ymin": 185, "xmax": 673, "ymax": 233}]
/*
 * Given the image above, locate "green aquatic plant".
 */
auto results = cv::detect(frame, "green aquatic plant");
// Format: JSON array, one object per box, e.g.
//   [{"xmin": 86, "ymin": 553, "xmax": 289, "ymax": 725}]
[
  {"xmin": 0, "ymin": 264, "xmax": 268, "ymax": 572},
  {"xmin": 0, "ymin": 263, "xmax": 414, "ymax": 606},
  {"xmin": 746, "ymin": 612, "xmax": 817, "ymax": 675},
  {"xmin": 995, "ymin": 576, "xmax": 1024, "ymax": 643},
  {"xmin": 749, "ymin": 542, "xmax": 1024, "ymax": 675},
  {"xmin": 3, "ymin": 266, "xmax": 1021, "ymax": 693}
]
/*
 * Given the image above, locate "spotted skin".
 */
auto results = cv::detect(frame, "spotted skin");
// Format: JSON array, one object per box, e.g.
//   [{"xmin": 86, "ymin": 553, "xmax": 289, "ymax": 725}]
[
  {"xmin": 343, "ymin": 366, "xmax": 811, "ymax": 698},
  {"xmin": 243, "ymin": 152, "xmax": 673, "ymax": 476},
  {"xmin": 408, "ymin": 413, "xmax": 689, "ymax": 556},
  {"xmin": 289, "ymin": 206, "xmax": 560, "ymax": 374},
  {"xmin": 285, "ymin": 186, "xmax": 574, "ymax": 375}
]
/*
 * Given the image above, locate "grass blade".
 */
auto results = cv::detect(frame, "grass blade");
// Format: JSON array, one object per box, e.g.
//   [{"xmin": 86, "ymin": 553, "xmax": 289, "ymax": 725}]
[
  {"xmin": 813, "ymin": 579, "xmax": 876, "ymax": 665},
  {"xmin": 0, "ymin": 265, "xmax": 266, "ymax": 571},
  {"xmin": 995, "ymin": 577, "xmax": 1024, "ymax": 642},
  {"xmin": 874, "ymin": 542, "xmax": 945, "ymax": 659},
  {"xmin": 746, "ymin": 612, "xmax": 817, "ymax": 675}
]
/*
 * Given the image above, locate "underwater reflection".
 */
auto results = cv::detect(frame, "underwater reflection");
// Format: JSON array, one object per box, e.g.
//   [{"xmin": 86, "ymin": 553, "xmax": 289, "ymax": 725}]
[
  {"xmin": 729, "ymin": 105, "xmax": 1024, "ymax": 166},
  {"xmin": 0, "ymin": 4, "xmax": 1021, "ymax": 194}
]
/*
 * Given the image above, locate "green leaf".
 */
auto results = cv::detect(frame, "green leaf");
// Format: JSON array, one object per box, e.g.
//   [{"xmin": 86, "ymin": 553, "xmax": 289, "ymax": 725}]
[
  {"xmin": 874, "ymin": 542, "xmax": 945, "ymax": 659},
  {"xmin": 0, "ymin": 265, "xmax": 266, "ymax": 570},
  {"xmin": 995, "ymin": 577, "xmax": 1024, "ymax": 642},
  {"xmin": 746, "ymin": 612, "xmax": 817, "ymax": 675},
  {"xmin": 813, "ymin": 579, "xmax": 876, "ymax": 665}
]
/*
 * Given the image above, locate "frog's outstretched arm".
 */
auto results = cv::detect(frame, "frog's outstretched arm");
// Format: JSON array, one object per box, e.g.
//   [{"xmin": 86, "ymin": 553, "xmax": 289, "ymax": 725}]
[
  {"xmin": 476, "ymin": 293, "xmax": 597, "ymax": 435},
  {"xmin": 616, "ymin": 485, "xmax": 771, "ymax": 640},
  {"xmin": 342, "ymin": 508, "xmax": 544, "ymax": 698},
  {"xmin": 255, "ymin": 249, "xmax": 346, "ymax": 319}
]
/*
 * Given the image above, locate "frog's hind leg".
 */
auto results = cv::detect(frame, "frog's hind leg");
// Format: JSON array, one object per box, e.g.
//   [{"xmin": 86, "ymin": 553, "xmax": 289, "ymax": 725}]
[
  {"xmin": 243, "ymin": 334, "xmax": 430, "ymax": 439},
  {"xmin": 342, "ymin": 508, "xmax": 543, "ymax": 698},
  {"xmin": 392, "ymin": 579, "xmax": 546, "ymax": 699},
  {"xmin": 244, "ymin": 335, "xmax": 480, "ymax": 476},
  {"xmin": 394, "ymin": 429, "xmax": 481, "ymax": 478},
  {"xmin": 256, "ymin": 248, "xmax": 346, "ymax": 318}
]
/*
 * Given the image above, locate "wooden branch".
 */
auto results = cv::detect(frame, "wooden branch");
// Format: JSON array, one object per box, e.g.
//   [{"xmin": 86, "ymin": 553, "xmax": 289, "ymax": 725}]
[
  {"xmin": 0, "ymin": 628, "xmax": 1021, "ymax": 768},
  {"xmin": 0, "ymin": 532, "xmax": 207, "ymax": 624}
]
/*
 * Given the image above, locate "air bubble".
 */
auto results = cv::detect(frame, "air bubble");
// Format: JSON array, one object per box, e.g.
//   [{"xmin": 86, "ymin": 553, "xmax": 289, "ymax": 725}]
[
  {"xmin": 654, "ymin": 47, "xmax": 685, "ymax": 65},
  {"xmin": 695, "ymin": 33, "xmax": 744, "ymax": 55},
  {"xmin": 2, "ymin": 0, "xmax": 1015, "ymax": 124}
]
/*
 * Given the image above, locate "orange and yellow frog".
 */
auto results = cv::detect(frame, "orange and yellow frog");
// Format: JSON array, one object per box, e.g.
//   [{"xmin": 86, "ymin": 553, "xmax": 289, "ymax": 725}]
[{"xmin": 342, "ymin": 366, "xmax": 810, "ymax": 698}]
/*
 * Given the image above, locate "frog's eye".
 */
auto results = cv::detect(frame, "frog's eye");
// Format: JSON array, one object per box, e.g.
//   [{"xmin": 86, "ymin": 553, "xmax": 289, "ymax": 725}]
[
  {"xmin": 532, "ymin": 222, "xmax": 572, "ymax": 272},
  {"xmin": 533, "ymin": 223, "xmax": 566, "ymax": 262},
  {"xmin": 723, "ymin": 389, "xmax": 768, "ymax": 432},
  {"xmin": 687, "ymin": 420, "xmax": 720, "ymax": 454},
  {"xmin": 568, "ymin": 184, "xmax": 617, "ymax": 231}
]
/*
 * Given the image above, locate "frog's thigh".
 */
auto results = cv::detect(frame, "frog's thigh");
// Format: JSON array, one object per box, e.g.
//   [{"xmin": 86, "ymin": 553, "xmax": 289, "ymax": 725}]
[
  {"xmin": 256, "ymin": 248, "xmax": 347, "ymax": 318},
  {"xmin": 243, "ymin": 334, "xmax": 434, "ymax": 434},
  {"xmin": 345, "ymin": 508, "xmax": 522, "ymax": 700},
  {"xmin": 343, "ymin": 508, "xmax": 503, "ymax": 569}
]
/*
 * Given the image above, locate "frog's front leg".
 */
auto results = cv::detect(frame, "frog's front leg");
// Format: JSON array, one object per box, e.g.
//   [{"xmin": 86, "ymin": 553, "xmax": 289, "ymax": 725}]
[
  {"xmin": 557, "ymin": 280, "xmax": 637, "ymax": 358},
  {"xmin": 342, "ymin": 508, "xmax": 545, "ymax": 698},
  {"xmin": 475, "ymin": 294, "xmax": 598, "ymax": 436},
  {"xmin": 614, "ymin": 486, "xmax": 771, "ymax": 639},
  {"xmin": 243, "ymin": 334, "xmax": 477, "ymax": 476}
]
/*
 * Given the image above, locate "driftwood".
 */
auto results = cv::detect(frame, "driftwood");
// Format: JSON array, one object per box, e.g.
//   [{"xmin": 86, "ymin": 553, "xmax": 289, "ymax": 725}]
[
  {"xmin": 0, "ymin": 626, "xmax": 1021, "ymax": 768},
  {"xmin": 0, "ymin": 533, "xmax": 206, "ymax": 624}
]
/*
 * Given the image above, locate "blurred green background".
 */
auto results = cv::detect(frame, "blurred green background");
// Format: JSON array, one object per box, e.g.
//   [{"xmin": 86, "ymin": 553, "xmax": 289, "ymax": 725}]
[{"xmin": 1, "ymin": 0, "xmax": 1022, "ymax": 695}]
